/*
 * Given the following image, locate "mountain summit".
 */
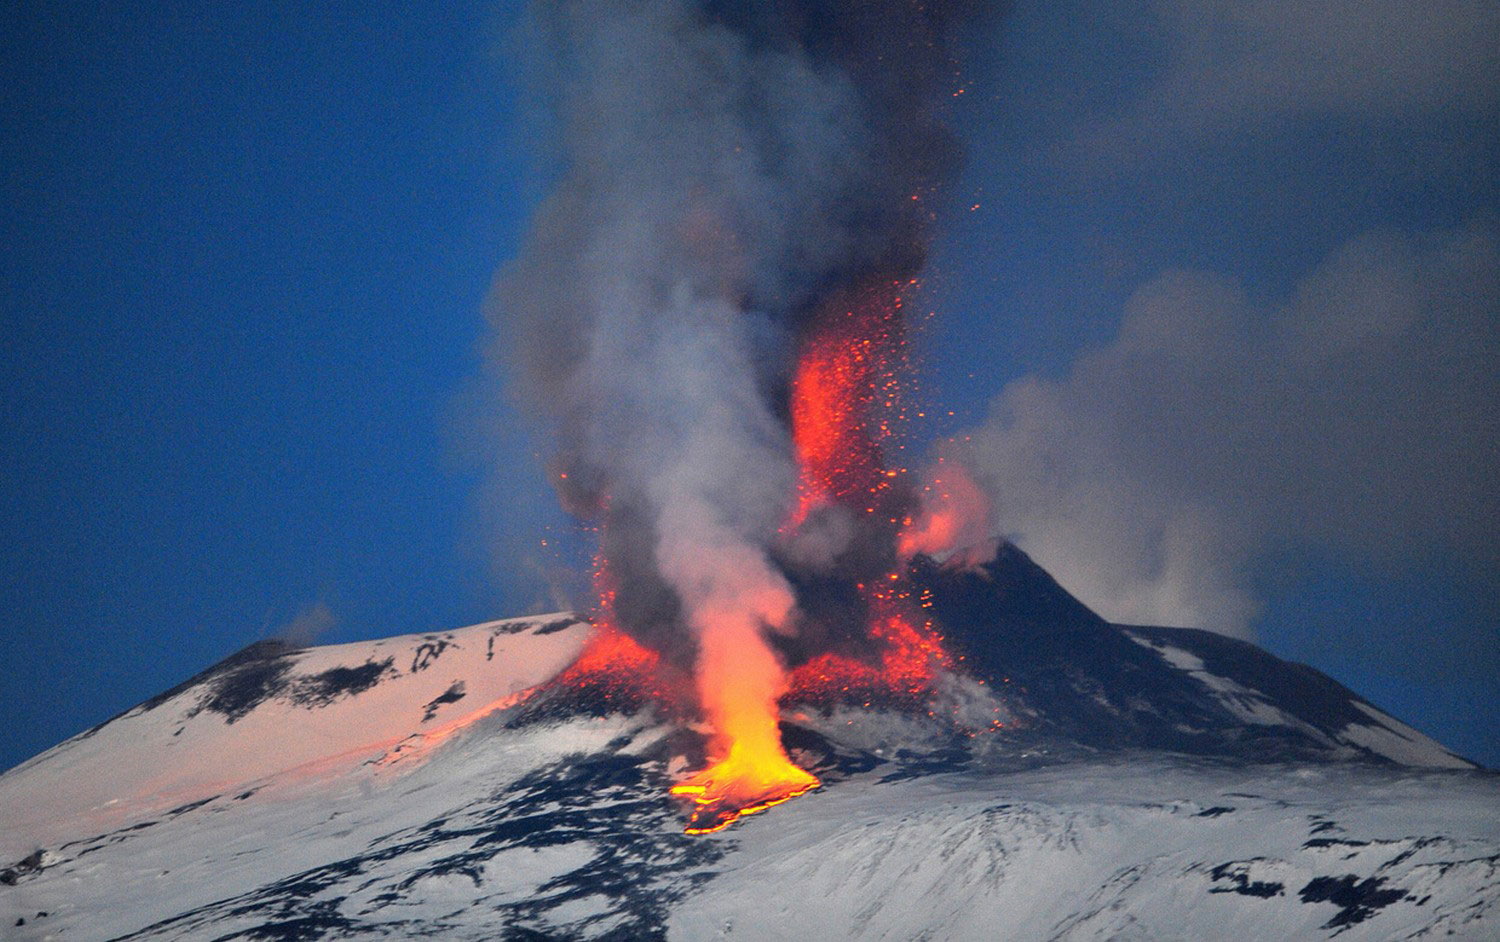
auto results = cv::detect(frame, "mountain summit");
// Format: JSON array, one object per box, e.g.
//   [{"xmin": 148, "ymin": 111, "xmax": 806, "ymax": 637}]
[
  {"xmin": 912, "ymin": 541, "xmax": 1473, "ymax": 768},
  {"xmin": 2, "ymin": 543, "xmax": 1494, "ymax": 939}
]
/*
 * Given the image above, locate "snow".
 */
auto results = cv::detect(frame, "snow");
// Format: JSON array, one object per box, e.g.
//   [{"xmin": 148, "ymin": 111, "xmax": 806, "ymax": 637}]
[
  {"xmin": 5, "ymin": 693, "xmax": 1496, "ymax": 940},
  {"xmin": 0, "ymin": 614, "xmax": 591, "ymax": 860},
  {"xmin": 3, "ymin": 604, "xmax": 1493, "ymax": 939},
  {"xmin": 669, "ymin": 762, "xmax": 1500, "ymax": 942},
  {"xmin": 1123, "ymin": 631, "xmax": 1469, "ymax": 768},
  {"xmin": 1340, "ymin": 702, "xmax": 1476, "ymax": 770},
  {"xmin": 1126, "ymin": 634, "xmax": 1318, "ymax": 732}
]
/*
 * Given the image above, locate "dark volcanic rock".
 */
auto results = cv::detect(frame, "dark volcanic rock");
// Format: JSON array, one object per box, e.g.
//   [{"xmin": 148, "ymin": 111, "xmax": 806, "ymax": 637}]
[{"xmin": 909, "ymin": 541, "xmax": 1468, "ymax": 767}]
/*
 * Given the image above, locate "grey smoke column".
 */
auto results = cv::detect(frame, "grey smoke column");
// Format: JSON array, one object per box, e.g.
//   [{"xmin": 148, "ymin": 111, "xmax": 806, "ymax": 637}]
[{"xmin": 492, "ymin": 0, "xmax": 980, "ymax": 663}]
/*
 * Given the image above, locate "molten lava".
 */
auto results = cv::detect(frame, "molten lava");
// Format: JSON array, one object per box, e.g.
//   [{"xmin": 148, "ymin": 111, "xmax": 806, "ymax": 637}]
[
  {"xmin": 670, "ymin": 738, "xmax": 821, "ymax": 834},
  {"xmin": 663, "ymin": 278, "xmax": 956, "ymax": 833}
]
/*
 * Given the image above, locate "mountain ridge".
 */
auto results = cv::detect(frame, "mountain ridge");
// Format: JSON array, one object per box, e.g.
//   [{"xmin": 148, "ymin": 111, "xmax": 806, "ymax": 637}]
[{"xmin": 2, "ymin": 542, "xmax": 1491, "ymax": 940}]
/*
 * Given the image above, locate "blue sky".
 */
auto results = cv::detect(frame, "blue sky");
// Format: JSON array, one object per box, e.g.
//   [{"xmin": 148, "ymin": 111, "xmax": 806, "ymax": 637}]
[{"xmin": 3, "ymin": 2, "xmax": 1495, "ymax": 770}]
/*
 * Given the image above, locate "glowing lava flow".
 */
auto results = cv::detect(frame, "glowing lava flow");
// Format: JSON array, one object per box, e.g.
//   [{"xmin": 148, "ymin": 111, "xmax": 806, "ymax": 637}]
[
  {"xmin": 667, "ymin": 573, "xmax": 822, "ymax": 834},
  {"xmin": 669, "ymin": 698, "xmax": 820, "ymax": 835},
  {"xmin": 560, "ymin": 611, "xmax": 821, "ymax": 834},
  {"xmin": 665, "ymin": 279, "xmax": 951, "ymax": 833},
  {"xmin": 671, "ymin": 749, "xmax": 820, "ymax": 834},
  {"xmin": 581, "ymin": 549, "xmax": 819, "ymax": 833}
]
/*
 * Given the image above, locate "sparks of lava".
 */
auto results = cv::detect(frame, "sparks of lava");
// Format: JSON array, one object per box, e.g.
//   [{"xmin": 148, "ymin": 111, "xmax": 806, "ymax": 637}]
[
  {"xmin": 788, "ymin": 280, "xmax": 912, "ymax": 527},
  {"xmin": 783, "ymin": 278, "xmax": 953, "ymax": 707},
  {"xmin": 787, "ymin": 577, "xmax": 952, "ymax": 708}
]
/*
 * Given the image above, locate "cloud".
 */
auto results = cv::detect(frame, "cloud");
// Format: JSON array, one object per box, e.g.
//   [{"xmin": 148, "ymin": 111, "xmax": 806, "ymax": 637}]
[{"xmin": 953, "ymin": 221, "xmax": 1499, "ymax": 637}]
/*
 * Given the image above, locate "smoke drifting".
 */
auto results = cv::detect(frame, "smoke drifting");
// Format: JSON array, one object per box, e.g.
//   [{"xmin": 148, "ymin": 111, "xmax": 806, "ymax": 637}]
[
  {"xmin": 491, "ymin": 0, "xmax": 981, "ymax": 675},
  {"xmin": 949, "ymin": 223, "xmax": 1500, "ymax": 638},
  {"xmin": 272, "ymin": 602, "xmax": 338, "ymax": 648}
]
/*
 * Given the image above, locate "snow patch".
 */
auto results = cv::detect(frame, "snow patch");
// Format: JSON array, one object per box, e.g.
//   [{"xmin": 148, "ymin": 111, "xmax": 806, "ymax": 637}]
[
  {"xmin": 1127, "ymin": 635, "xmax": 1302, "ymax": 729},
  {"xmin": 1339, "ymin": 703, "xmax": 1471, "ymax": 769}
]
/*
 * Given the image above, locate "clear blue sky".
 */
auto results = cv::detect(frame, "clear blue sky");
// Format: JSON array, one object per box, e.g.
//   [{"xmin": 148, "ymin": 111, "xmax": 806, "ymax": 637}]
[{"xmin": 3, "ymin": 2, "xmax": 1495, "ymax": 770}]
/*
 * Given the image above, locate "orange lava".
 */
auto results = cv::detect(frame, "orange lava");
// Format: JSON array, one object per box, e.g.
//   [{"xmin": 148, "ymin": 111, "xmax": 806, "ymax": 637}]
[
  {"xmin": 555, "ymin": 624, "xmax": 664, "ymax": 696},
  {"xmin": 670, "ymin": 739, "xmax": 822, "ymax": 834},
  {"xmin": 788, "ymin": 577, "xmax": 952, "ymax": 707},
  {"xmin": 553, "ymin": 617, "xmax": 823, "ymax": 833}
]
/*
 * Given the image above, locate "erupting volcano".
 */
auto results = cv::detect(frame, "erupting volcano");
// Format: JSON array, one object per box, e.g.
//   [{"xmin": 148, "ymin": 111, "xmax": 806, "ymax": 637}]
[
  {"xmin": 554, "ymin": 276, "xmax": 966, "ymax": 834},
  {"xmin": 495, "ymin": 1, "xmax": 987, "ymax": 834},
  {"xmin": 7, "ymin": 0, "xmax": 1497, "ymax": 936}
]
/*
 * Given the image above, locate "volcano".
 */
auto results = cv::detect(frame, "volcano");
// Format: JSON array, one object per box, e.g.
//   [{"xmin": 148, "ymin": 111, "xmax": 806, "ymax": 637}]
[{"xmin": 2, "ymin": 543, "xmax": 1494, "ymax": 940}]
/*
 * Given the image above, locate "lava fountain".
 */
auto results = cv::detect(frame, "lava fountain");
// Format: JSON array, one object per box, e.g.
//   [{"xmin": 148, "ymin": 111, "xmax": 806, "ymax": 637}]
[
  {"xmin": 666, "ymin": 278, "xmax": 958, "ymax": 833},
  {"xmin": 561, "ymin": 281, "xmax": 975, "ymax": 834}
]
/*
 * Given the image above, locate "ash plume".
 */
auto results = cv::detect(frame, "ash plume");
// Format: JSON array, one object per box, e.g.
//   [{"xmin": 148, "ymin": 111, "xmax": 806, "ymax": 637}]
[
  {"xmin": 490, "ymin": 0, "xmax": 983, "ymax": 673},
  {"xmin": 948, "ymin": 223, "xmax": 1500, "ymax": 642}
]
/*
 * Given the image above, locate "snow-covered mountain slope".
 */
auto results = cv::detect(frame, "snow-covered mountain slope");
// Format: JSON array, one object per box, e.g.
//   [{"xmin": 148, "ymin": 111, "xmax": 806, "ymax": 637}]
[
  {"xmin": 1, "ymin": 545, "xmax": 1492, "ymax": 939},
  {"xmin": 0, "ymin": 614, "xmax": 590, "ymax": 861},
  {"xmin": 912, "ymin": 541, "xmax": 1475, "ymax": 769},
  {"xmin": 2, "ymin": 706, "xmax": 1496, "ymax": 940},
  {"xmin": 672, "ymin": 758, "xmax": 1500, "ymax": 941}
]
